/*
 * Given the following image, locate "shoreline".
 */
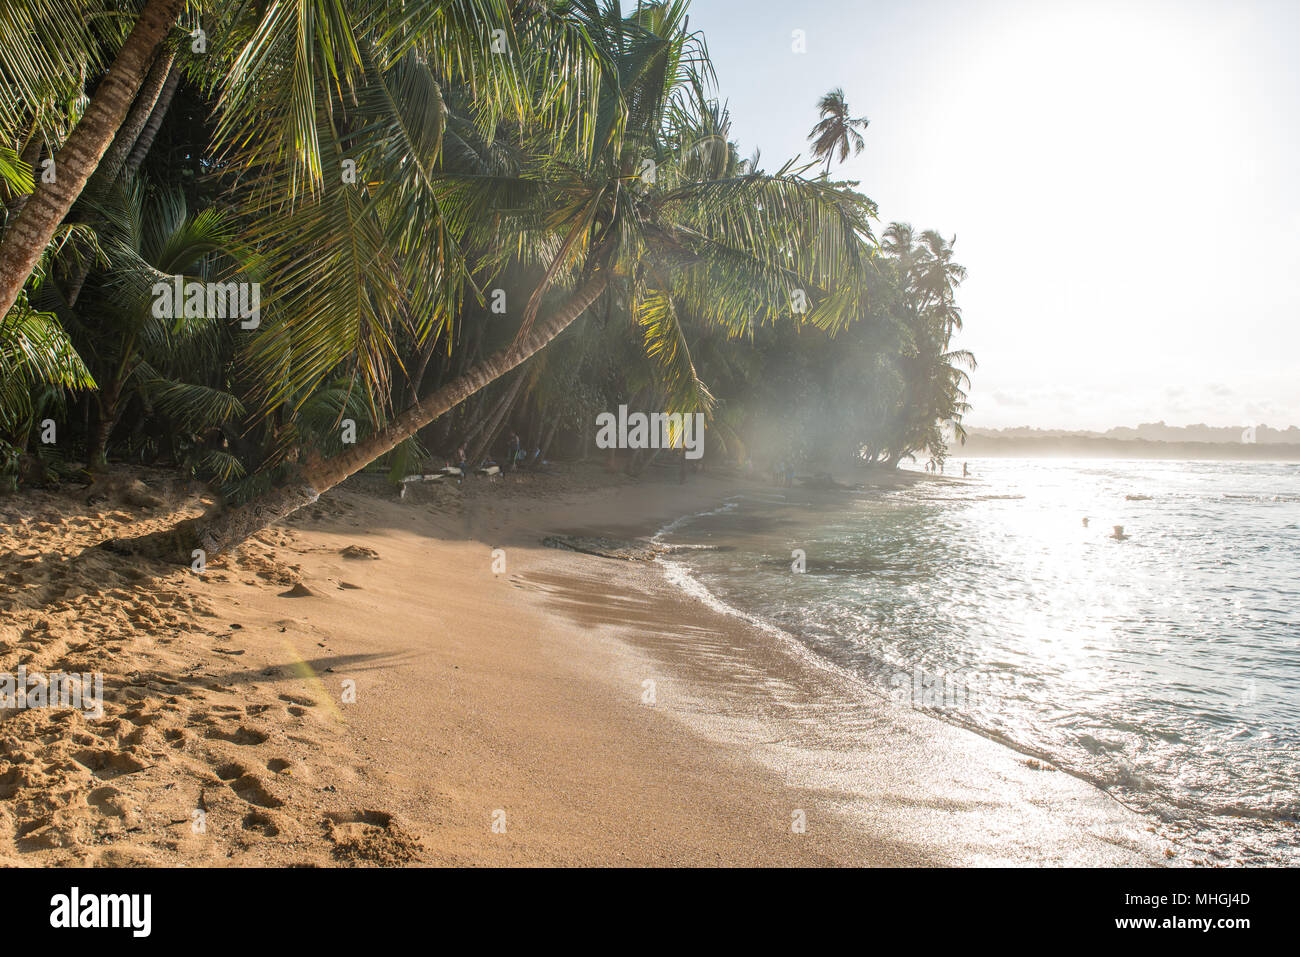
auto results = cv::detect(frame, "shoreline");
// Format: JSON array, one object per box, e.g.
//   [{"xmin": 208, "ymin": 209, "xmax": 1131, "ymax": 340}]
[
  {"xmin": 0, "ymin": 463, "xmax": 1167, "ymax": 865},
  {"xmin": 531, "ymin": 473, "xmax": 1168, "ymax": 866}
]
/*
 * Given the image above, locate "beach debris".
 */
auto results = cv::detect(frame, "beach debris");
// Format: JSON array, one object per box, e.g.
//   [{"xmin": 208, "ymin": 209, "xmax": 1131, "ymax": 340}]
[
  {"xmin": 398, "ymin": 472, "xmax": 448, "ymax": 498},
  {"xmin": 340, "ymin": 545, "xmax": 379, "ymax": 560},
  {"xmin": 541, "ymin": 534, "xmax": 666, "ymax": 561}
]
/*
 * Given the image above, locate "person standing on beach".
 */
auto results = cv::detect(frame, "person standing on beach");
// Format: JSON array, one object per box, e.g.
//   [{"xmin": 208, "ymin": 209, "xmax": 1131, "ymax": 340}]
[{"xmin": 507, "ymin": 430, "xmax": 521, "ymax": 471}]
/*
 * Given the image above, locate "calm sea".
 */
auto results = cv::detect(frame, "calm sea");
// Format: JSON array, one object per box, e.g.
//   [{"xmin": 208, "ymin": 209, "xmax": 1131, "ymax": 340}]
[{"xmin": 655, "ymin": 458, "xmax": 1300, "ymax": 864}]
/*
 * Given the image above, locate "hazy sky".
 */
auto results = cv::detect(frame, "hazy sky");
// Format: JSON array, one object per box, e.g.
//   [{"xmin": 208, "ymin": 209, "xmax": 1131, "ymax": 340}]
[{"xmin": 687, "ymin": 0, "xmax": 1300, "ymax": 430}]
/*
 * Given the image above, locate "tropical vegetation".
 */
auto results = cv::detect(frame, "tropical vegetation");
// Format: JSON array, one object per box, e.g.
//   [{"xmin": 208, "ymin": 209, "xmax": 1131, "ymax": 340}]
[{"xmin": 0, "ymin": 0, "xmax": 974, "ymax": 556}]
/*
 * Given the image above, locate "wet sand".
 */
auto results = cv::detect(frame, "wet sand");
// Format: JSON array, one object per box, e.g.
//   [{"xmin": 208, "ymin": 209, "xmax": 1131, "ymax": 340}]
[{"xmin": 0, "ymin": 464, "xmax": 1167, "ymax": 865}]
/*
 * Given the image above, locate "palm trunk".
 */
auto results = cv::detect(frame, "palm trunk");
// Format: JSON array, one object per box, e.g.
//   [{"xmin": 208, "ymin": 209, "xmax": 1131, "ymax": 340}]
[
  {"xmin": 458, "ymin": 373, "xmax": 516, "ymax": 450},
  {"xmin": 69, "ymin": 52, "xmax": 179, "ymax": 307},
  {"xmin": 95, "ymin": 49, "xmax": 175, "ymax": 187},
  {"xmin": 539, "ymin": 416, "xmax": 560, "ymax": 460},
  {"xmin": 468, "ymin": 369, "xmax": 526, "ymax": 466},
  {"xmin": 0, "ymin": 0, "xmax": 184, "ymax": 321},
  {"xmin": 89, "ymin": 388, "xmax": 119, "ymax": 468},
  {"xmin": 125, "ymin": 59, "xmax": 181, "ymax": 176},
  {"xmin": 105, "ymin": 273, "xmax": 609, "ymax": 561}
]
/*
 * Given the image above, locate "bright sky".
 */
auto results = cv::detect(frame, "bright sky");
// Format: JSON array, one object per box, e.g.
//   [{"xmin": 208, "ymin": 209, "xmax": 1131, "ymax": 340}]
[{"xmin": 688, "ymin": 0, "xmax": 1300, "ymax": 430}]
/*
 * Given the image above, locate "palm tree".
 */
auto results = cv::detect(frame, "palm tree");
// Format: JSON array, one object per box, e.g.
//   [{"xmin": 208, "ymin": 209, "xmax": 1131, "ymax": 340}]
[
  {"xmin": 881, "ymin": 222, "xmax": 917, "ymax": 279},
  {"xmin": 914, "ymin": 229, "xmax": 966, "ymax": 344},
  {"xmin": 0, "ymin": 291, "xmax": 93, "ymax": 478},
  {"xmin": 0, "ymin": 0, "xmax": 187, "ymax": 322},
  {"xmin": 93, "ymin": 46, "xmax": 178, "ymax": 187},
  {"xmin": 0, "ymin": 0, "xmax": 532, "ymax": 355},
  {"xmin": 72, "ymin": 176, "xmax": 248, "ymax": 469},
  {"xmin": 807, "ymin": 87, "xmax": 869, "ymax": 176},
  {"xmin": 110, "ymin": 0, "xmax": 878, "ymax": 561}
]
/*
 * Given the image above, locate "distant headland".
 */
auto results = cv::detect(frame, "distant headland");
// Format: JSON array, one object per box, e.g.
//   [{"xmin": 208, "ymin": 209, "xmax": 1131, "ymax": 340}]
[{"xmin": 961, "ymin": 422, "xmax": 1300, "ymax": 460}]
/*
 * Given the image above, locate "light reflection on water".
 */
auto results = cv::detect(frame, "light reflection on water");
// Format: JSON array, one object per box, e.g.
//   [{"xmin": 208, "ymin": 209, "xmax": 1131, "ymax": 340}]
[{"xmin": 659, "ymin": 458, "xmax": 1300, "ymax": 864}]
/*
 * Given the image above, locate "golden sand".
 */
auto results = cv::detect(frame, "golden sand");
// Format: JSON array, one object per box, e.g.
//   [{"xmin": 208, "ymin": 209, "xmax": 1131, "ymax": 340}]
[{"xmin": 0, "ymin": 465, "xmax": 1166, "ymax": 865}]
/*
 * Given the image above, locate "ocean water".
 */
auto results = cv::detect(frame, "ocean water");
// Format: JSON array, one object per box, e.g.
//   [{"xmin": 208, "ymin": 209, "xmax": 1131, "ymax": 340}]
[{"xmin": 655, "ymin": 458, "xmax": 1300, "ymax": 864}]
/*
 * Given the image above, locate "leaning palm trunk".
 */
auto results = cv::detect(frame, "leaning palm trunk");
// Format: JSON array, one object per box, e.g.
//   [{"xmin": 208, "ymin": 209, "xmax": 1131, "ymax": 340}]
[
  {"xmin": 0, "ymin": 0, "xmax": 184, "ymax": 320},
  {"xmin": 106, "ymin": 274, "xmax": 609, "ymax": 562},
  {"xmin": 68, "ymin": 51, "xmax": 179, "ymax": 308},
  {"xmin": 125, "ymin": 60, "xmax": 181, "ymax": 176},
  {"xmin": 96, "ymin": 50, "xmax": 176, "ymax": 187},
  {"xmin": 468, "ymin": 368, "xmax": 527, "ymax": 466}
]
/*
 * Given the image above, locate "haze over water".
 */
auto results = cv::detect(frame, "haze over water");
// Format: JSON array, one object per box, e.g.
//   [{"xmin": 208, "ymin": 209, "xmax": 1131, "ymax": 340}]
[{"xmin": 658, "ymin": 458, "xmax": 1300, "ymax": 864}]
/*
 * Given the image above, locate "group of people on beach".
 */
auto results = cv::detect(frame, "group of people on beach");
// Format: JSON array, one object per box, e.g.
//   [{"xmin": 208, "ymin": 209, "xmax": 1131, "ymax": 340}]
[
  {"xmin": 449, "ymin": 430, "xmax": 545, "ymax": 478},
  {"xmin": 924, "ymin": 460, "xmax": 972, "ymax": 477},
  {"xmin": 770, "ymin": 459, "xmax": 797, "ymax": 487}
]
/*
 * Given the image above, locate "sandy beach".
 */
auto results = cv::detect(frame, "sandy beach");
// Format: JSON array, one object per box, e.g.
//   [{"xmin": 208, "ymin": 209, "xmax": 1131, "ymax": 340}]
[{"xmin": 0, "ymin": 464, "xmax": 1169, "ymax": 866}]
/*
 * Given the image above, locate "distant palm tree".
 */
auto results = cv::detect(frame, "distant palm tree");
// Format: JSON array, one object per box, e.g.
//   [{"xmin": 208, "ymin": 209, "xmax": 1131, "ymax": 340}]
[
  {"xmin": 807, "ymin": 88, "xmax": 869, "ymax": 175},
  {"xmin": 915, "ymin": 229, "xmax": 966, "ymax": 343}
]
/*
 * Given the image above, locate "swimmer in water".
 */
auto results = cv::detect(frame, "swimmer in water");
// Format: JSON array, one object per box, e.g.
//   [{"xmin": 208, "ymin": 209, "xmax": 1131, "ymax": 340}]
[
  {"xmin": 1082, "ymin": 517, "xmax": 1089, "ymax": 527},
  {"xmin": 1110, "ymin": 525, "xmax": 1128, "ymax": 540}
]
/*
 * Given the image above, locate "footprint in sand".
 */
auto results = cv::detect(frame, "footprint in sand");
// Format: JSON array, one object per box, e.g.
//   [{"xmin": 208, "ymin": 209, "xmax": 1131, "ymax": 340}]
[
  {"xmin": 324, "ymin": 810, "xmax": 422, "ymax": 864},
  {"xmin": 87, "ymin": 785, "xmax": 131, "ymax": 817},
  {"xmin": 242, "ymin": 809, "xmax": 280, "ymax": 836},
  {"xmin": 215, "ymin": 763, "xmax": 283, "ymax": 808},
  {"xmin": 205, "ymin": 725, "xmax": 269, "ymax": 746},
  {"xmin": 72, "ymin": 748, "xmax": 150, "ymax": 780}
]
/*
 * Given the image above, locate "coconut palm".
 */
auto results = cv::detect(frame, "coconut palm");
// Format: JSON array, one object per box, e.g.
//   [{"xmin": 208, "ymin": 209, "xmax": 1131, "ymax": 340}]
[
  {"xmin": 0, "ymin": 0, "xmax": 542, "ymax": 334},
  {"xmin": 111, "ymin": 0, "xmax": 878, "ymax": 560},
  {"xmin": 0, "ymin": 0, "xmax": 186, "ymax": 322},
  {"xmin": 914, "ymin": 228, "xmax": 966, "ymax": 342},
  {"xmin": 807, "ymin": 87, "xmax": 869, "ymax": 176},
  {"xmin": 0, "ymin": 291, "xmax": 93, "ymax": 478},
  {"xmin": 69, "ymin": 176, "xmax": 249, "ymax": 469}
]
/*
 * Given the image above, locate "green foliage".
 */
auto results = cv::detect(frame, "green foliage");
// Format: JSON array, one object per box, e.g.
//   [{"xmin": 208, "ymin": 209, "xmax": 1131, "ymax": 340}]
[{"xmin": 0, "ymin": 0, "xmax": 973, "ymax": 490}]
